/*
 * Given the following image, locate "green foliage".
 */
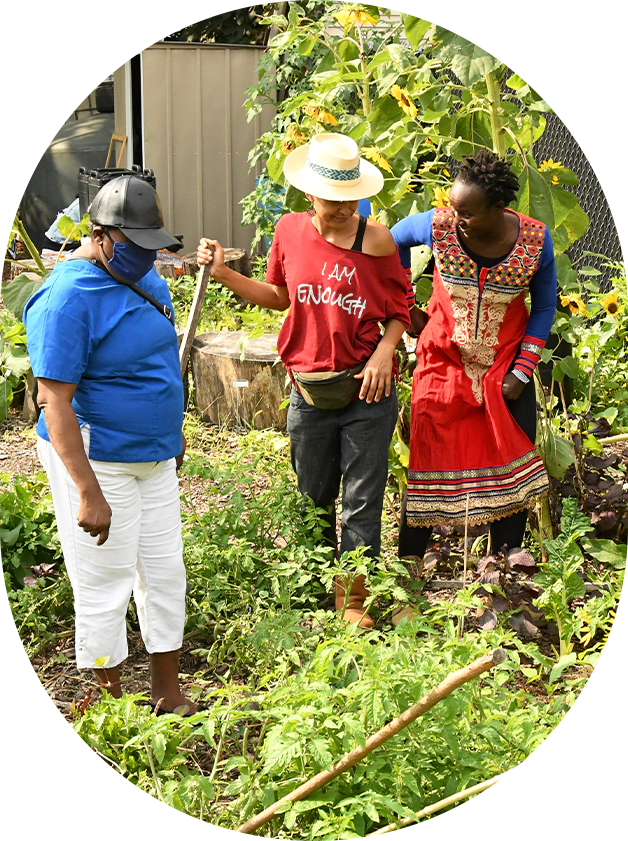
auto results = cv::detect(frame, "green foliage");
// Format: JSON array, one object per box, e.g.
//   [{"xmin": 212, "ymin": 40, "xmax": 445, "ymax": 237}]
[
  {"xmin": 536, "ymin": 413, "xmax": 575, "ymax": 480},
  {"xmin": 217, "ymin": 629, "xmax": 563, "ymax": 837},
  {"xmin": 3, "ymin": 12, "xmax": 621, "ymax": 819},
  {"xmin": 167, "ymin": 273, "xmax": 285, "ymax": 338},
  {"xmin": 2, "ymin": 273, "xmax": 45, "ymax": 321},
  {"xmin": 2, "ymin": 213, "xmax": 52, "ymax": 413},
  {"xmin": 0, "ymin": 310, "xmax": 31, "ymax": 421},
  {"xmin": 6, "ymin": 214, "xmax": 47, "ymax": 276},
  {"xmin": 241, "ymin": 2, "xmax": 588, "ymax": 272},
  {"xmin": 568, "ymin": 259, "xmax": 628, "ymax": 432},
  {"xmin": 5, "ymin": 423, "xmax": 617, "ymax": 834},
  {"xmin": 534, "ymin": 499, "xmax": 593, "ymax": 657},
  {"xmin": 2, "ymin": 471, "xmax": 73, "ymax": 655},
  {"xmin": 56, "ymin": 212, "xmax": 91, "ymax": 242},
  {"xmin": 74, "ymin": 693, "xmax": 215, "ymax": 812},
  {"xmin": 0, "ymin": 471, "xmax": 61, "ymax": 587},
  {"xmin": 240, "ymin": 173, "xmax": 288, "ymax": 248}
]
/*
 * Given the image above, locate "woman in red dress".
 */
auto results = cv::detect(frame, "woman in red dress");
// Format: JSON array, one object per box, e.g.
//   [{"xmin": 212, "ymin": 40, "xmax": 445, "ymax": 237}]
[{"xmin": 392, "ymin": 149, "xmax": 557, "ymax": 560}]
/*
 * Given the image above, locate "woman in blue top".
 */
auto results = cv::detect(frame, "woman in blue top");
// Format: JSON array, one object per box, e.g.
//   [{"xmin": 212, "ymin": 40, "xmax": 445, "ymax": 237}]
[
  {"xmin": 24, "ymin": 175, "xmax": 198, "ymax": 716},
  {"xmin": 391, "ymin": 150, "xmax": 557, "ymax": 567}
]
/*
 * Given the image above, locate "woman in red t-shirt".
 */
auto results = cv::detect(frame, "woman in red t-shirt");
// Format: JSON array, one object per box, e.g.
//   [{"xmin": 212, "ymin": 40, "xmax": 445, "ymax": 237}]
[{"xmin": 197, "ymin": 132, "xmax": 411, "ymax": 628}]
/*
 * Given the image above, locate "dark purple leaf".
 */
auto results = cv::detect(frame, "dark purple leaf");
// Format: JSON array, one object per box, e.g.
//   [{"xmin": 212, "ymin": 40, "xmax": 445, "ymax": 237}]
[
  {"xmin": 590, "ymin": 418, "xmax": 612, "ymax": 438},
  {"xmin": 478, "ymin": 570, "xmax": 500, "ymax": 586},
  {"xmin": 506, "ymin": 548, "xmax": 537, "ymax": 571},
  {"xmin": 477, "ymin": 610, "xmax": 497, "ymax": 631},
  {"xmin": 476, "ymin": 555, "xmax": 497, "ymax": 575},
  {"xmin": 587, "ymin": 455, "xmax": 619, "ymax": 469},
  {"xmin": 561, "ymin": 485, "xmax": 579, "ymax": 497},
  {"xmin": 30, "ymin": 562, "xmax": 58, "ymax": 579},
  {"xmin": 597, "ymin": 511, "xmax": 618, "ymax": 532},
  {"xmin": 508, "ymin": 611, "xmax": 540, "ymax": 638},
  {"xmin": 605, "ymin": 484, "xmax": 625, "ymax": 501},
  {"xmin": 492, "ymin": 594, "xmax": 510, "ymax": 614}
]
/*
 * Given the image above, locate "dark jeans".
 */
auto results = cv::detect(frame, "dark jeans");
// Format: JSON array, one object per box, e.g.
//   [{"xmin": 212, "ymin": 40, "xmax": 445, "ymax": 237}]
[
  {"xmin": 287, "ymin": 385, "xmax": 398, "ymax": 559},
  {"xmin": 399, "ymin": 377, "xmax": 537, "ymax": 557}
]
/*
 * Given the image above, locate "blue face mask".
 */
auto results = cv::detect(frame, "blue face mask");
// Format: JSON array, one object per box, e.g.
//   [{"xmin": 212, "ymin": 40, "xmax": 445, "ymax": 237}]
[{"xmin": 103, "ymin": 230, "xmax": 157, "ymax": 282}]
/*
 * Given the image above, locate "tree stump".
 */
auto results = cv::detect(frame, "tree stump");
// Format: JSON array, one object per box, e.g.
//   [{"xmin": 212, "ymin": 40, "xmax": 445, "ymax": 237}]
[
  {"xmin": 22, "ymin": 371, "xmax": 39, "ymax": 421},
  {"xmin": 169, "ymin": 248, "xmax": 251, "ymax": 277},
  {"xmin": 190, "ymin": 332, "xmax": 287, "ymax": 430}
]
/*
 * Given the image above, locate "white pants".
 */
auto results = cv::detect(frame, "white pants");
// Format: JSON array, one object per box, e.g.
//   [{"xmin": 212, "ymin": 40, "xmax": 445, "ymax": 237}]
[{"xmin": 37, "ymin": 429, "xmax": 186, "ymax": 669}]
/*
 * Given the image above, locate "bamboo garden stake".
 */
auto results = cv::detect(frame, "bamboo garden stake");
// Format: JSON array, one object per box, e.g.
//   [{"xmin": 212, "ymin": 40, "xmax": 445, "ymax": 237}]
[{"xmin": 236, "ymin": 648, "xmax": 507, "ymax": 834}]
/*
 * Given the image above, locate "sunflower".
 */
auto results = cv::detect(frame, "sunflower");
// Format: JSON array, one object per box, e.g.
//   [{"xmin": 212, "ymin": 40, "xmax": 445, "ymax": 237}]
[
  {"xmin": 539, "ymin": 158, "xmax": 563, "ymax": 172},
  {"xmin": 390, "ymin": 85, "xmax": 418, "ymax": 120},
  {"xmin": 560, "ymin": 293, "xmax": 588, "ymax": 316},
  {"xmin": 539, "ymin": 159, "xmax": 563, "ymax": 185},
  {"xmin": 431, "ymin": 186, "xmax": 450, "ymax": 207},
  {"xmin": 302, "ymin": 104, "xmax": 338, "ymax": 126},
  {"xmin": 287, "ymin": 124, "xmax": 307, "ymax": 146},
  {"xmin": 600, "ymin": 292, "xmax": 621, "ymax": 316},
  {"xmin": 333, "ymin": 7, "xmax": 377, "ymax": 27},
  {"xmin": 362, "ymin": 146, "xmax": 393, "ymax": 173}
]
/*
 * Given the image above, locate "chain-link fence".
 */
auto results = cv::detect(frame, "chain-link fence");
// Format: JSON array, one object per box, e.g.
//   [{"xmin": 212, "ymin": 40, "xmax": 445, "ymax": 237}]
[{"xmin": 535, "ymin": 112, "xmax": 623, "ymax": 290}]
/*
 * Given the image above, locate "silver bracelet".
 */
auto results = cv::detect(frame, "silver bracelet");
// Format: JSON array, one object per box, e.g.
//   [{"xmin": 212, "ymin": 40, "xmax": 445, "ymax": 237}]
[{"xmin": 511, "ymin": 369, "xmax": 530, "ymax": 384}]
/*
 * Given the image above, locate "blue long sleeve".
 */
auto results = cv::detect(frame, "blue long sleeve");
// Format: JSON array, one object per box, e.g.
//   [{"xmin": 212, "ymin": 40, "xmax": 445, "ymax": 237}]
[
  {"xmin": 524, "ymin": 230, "xmax": 557, "ymax": 342},
  {"xmin": 391, "ymin": 209, "xmax": 435, "ymax": 269}
]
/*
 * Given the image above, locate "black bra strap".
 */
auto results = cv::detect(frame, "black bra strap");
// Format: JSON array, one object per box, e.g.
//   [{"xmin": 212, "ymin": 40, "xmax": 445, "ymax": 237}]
[{"xmin": 351, "ymin": 215, "xmax": 367, "ymax": 252}]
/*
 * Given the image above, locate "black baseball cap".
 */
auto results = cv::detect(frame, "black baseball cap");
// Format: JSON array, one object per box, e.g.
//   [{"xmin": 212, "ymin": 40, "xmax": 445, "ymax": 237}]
[{"xmin": 88, "ymin": 175, "xmax": 180, "ymax": 250}]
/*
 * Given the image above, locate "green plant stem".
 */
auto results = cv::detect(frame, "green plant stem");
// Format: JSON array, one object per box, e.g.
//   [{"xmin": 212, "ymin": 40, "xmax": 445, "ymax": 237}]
[
  {"xmin": 208, "ymin": 717, "xmax": 230, "ymax": 783},
  {"xmin": 459, "ymin": 492, "xmax": 470, "ymax": 639},
  {"xmin": 597, "ymin": 433, "xmax": 628, "ymax": 444},
  {"xmin": 145, "ymin": 744, "xmax": 166, "ymax": 803},
  {"xmin": 12, "ymin": 217, "xmax": 46, "ymax": 274},
  {"xmin": 485, "ymin": 71, "xmax": 506, "ymax": 158},
  {"xmin": 558, "ymin": 379, "xmax": 585, "ymax": 495}
]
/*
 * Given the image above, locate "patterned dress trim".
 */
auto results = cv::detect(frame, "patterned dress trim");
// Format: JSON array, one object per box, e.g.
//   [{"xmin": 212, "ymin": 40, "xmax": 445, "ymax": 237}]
[{"xmin": 406, "ymin": 451, "xmax": 549, "ymax": 527}]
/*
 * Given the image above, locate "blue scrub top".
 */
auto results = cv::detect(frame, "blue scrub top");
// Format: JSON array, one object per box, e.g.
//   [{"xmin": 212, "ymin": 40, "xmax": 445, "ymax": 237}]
[{"xmin": 23, "ymin": 259, "xmax": 184, "ymax": 463}]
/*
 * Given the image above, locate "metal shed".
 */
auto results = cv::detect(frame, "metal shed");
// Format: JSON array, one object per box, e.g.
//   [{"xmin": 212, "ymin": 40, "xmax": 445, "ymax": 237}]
[{"xmin": 113, "ymin": 42, "xmax": 273, "ymax": 256}]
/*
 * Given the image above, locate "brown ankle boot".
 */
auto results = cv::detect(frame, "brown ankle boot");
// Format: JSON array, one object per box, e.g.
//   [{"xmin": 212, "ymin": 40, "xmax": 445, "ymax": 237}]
[{"xmin": 335, "ymin": 574, "xmax": 374, "ymax": 629}]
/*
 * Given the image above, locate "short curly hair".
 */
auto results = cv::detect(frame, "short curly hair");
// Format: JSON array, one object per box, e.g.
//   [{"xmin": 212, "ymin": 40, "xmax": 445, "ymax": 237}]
[{"xmin": 455, "ymin": 149, "xmax": 519, "ymax": 207}]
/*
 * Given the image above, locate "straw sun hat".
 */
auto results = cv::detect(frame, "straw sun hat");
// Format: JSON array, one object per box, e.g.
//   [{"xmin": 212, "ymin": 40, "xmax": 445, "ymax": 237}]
[{"xmin": 283, "ymin": 132, "xmax": 384, "ymax": 201}]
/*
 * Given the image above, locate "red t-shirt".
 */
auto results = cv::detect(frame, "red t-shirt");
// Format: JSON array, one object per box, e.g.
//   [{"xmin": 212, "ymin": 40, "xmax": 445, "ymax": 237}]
[{"xmin": 266, "ymin": 213, "xmax": 411, "ymax": 372}]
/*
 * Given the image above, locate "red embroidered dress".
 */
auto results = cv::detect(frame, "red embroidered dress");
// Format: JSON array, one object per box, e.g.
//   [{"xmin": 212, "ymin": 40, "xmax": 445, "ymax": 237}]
[{"xmin": 405, "ymin": 207, "xmax": 551, "ymax": 526}]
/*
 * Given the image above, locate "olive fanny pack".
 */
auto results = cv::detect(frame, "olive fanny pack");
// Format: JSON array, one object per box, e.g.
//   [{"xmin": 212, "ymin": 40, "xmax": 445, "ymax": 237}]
[{"xmin": 292, "ymin": 362, "xmax": 366, "ymax": 410}]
